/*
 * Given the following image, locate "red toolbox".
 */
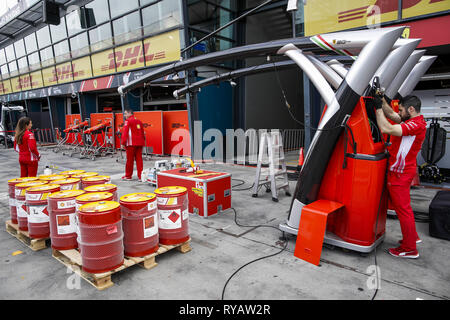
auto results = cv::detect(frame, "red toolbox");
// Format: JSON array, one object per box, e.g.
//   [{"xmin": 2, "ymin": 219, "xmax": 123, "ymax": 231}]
[{"xmin": 157, "ymin": 168, "xmax": 231, "ymax": 217}]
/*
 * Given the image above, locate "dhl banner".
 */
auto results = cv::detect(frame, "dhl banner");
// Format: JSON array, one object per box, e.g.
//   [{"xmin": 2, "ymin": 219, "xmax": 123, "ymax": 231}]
[
  {"xmin": 11, "ymin": 77, "xmax": 21, "ymax": 93},
  {"xmin": 142, "ymin": 29, "xmax": 181, "ymax": 67},
  {"xmin": 0, "ymin": 79, "xmax": 12, "ymax": 95},
  {"xmin": 29, "ymin": 70, "xmax": 44, "ymax": 89},
  {"xmin": 91, "ymin": 49, "xmax": 115, "ymax": 77},
  {"xmin": 114, "ymin": 40, "xmax": 146, "ymax": 73},
  {"xmin": 104, "ymin": 29, "xmax": 181, "ymax": 74},
  {"xmin": 0, "ymin": 29, "xmax": 182, "ymax": 98},
  {"xmin": 42, "ymin": 66, "xmax": 58, "ymax": 87},
  {"xmin": 305, "ymin": 0, "xmax": 450, "ymax": 36},
  {"xmin": 72, "ymin": 56, "xmax": 92, "ymax": 81},
  {"xmin": 19, "ymin": 74, "xmax": 33, "ymax": 91}
]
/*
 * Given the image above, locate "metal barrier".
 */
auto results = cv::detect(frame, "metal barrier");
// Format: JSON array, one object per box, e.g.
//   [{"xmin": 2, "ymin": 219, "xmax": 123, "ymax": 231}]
[
  {"xmin": 280, "ymin": 129, "xmax": 305, "ymax": 152},
  {"xmin": 32, "ymin": 128, "xmax": 57, "ymax": 146}
]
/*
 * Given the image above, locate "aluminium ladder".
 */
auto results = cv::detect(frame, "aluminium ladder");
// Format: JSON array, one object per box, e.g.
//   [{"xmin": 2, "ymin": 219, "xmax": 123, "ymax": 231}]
[{"xmin": 252, "ymin": 130, "xmax": 291, "ymax": 202}]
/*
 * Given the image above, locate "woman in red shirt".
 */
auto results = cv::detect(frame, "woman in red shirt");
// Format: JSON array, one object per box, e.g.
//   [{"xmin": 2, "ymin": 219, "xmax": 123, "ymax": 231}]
[{"xmin": 14, "ymin": 117, "xmax": 40, "ymax": 177}]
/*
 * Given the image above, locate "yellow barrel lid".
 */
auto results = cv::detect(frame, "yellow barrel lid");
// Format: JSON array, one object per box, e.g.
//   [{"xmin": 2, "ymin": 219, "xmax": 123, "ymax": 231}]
[
  {"xmin": 16, "ymin": 181, "xmax": 47, "ymax": 188},
  {"xmin": 76, "ymin": 192, "xmax": 113, "ymax": 202},
  {"xmin": 26, "ymin": 184, "xmax": 60, "ymax": 192},
  {"xmin": 84, "ymin": 184, "xmax": 117, "ymax": 192},
  {"xmin": 120, "ymin": 192, "xmax": 156, "ymax": 203},
  {"xmin": 72, "ymin": 172, "xmax": 98, "ymax": 178},
  {"xmin": 154, "ymin": 186, "xmax": 187, "ymax": 195},
  {"xmin": 38, "ymin": 174, "xmax": 69, "ymax": 181},
  {"xmin": 8, "ymin": 177, "xmax": 38, "ymax": 183},
  {"xmin": 79, "ymin": 201, "xmax": 120, "ymax": 213},
  {"xmin": 52, "ymin": 178, "xmax": 80, "ymax": 185},
  {"xmin": 49, "ymin": 190, "xmax": 85, "ymax": 199},
  {"xmin": 82, "ymin": 175, "xmax": 110, "ymax": 182},
  {"xmin": 60, "ymin": 170, "xmax": 85, "ymax": 175}
]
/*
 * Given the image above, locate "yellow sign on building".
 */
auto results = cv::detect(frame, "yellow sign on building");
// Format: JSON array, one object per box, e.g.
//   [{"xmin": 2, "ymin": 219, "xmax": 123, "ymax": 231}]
[
  {"xmin": 143, "ymin": 29, "xmax": 181, "ymax": 67},
  {"xmin": 30, "ymin": 70, "xmax": 44, "ymax": 89},
  {"xmin": 91, "ymin": 49, "xmax": 115, "ymax": 77},
  {"xmin": 19, "ymin": 74, "xmax": 33, "ymax": 91},
  {"xmin": 114, "ymin": 40, "xmax": 146, "ymax": 73},
  {"xmin": 42, "ymin": 66, "xmax": 58, "ymax": 87},
  {"xmin": 55, "ymin": 61, "xmax": 74, "ymax": 84},
  {"xmin": 10, "ymin": 77, "xmax": 22, "ymax": 93},
  {"xmin": 72, "ymin": 56, "xmax": 93, "ymax": 81},
  {"xmin": 304, "ymin": 0, "xmax": 450, "ymax": 36},
  {"xmin": 0, "ymin": 80, "xmax": 12, "ymax": 95}
]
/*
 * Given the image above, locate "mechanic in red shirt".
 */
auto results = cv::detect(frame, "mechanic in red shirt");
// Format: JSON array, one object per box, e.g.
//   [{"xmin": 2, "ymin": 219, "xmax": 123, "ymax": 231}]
[
  {"xmin": 14, "ymin": 117, "xmax": 40, "ymax": 177},
  {"xmin": 375, "ymin": 95, "xmax": 426, "ymax": 259},
  {"xmin": 121, "ymin": 109, "xmax": 145, "ymax": 180}
]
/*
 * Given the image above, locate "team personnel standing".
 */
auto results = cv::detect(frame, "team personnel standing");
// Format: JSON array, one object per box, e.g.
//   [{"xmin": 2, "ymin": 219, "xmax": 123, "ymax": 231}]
[
  {"xmin": 374, "ymin": 95, "xmax": 427, "ymax": 259},
  {"xmin": 14, "ymin": 117, "xmax": 40, "ymax": 177},
  {"xmin": 121, "ymin": 109, "xmax": 145, "ymax": 180}
]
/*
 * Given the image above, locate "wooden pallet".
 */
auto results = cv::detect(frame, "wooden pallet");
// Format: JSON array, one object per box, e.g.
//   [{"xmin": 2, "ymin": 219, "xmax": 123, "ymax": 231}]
[
  {"xmin": 52, "ymin": 238, "xmax": 192, "ymax": 290},
  {"xmin": 5, "ymin": 220, "xmax": 50, "ymax": 251}
]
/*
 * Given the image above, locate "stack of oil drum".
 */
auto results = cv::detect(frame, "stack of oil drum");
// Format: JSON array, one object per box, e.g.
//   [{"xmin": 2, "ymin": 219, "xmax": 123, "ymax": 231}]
[{"xmin": 6, "ymin": 172, "xmax": 190, "ymax": 274}]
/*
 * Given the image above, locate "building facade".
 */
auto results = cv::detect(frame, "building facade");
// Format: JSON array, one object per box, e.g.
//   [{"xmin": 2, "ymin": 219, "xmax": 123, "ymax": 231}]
[{"xmin": 0, "ymin": 1, "xmax": 448, "ymax": 160}]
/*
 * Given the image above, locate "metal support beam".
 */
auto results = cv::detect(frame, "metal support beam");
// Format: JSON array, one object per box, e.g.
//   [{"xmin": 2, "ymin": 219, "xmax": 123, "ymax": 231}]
[{"xmin": 303, "ymin": 73, "xmax": 311, "ymax": 152}]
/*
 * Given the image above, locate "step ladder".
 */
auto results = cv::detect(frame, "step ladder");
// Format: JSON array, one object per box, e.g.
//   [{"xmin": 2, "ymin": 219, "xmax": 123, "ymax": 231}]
[{"xmin": 252, "ymin": 130, "xmax": 291, "ymax": 202}]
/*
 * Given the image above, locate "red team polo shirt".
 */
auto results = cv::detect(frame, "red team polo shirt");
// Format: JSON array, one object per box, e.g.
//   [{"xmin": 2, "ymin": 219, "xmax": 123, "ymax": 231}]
[{"xmin": 388, "ymin": 115, "xmax": 427, "ymax": 175}]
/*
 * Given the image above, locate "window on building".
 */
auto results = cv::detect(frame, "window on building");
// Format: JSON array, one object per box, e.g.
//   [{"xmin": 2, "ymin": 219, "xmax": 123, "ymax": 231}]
[
  {"xmin": 1, "ymin": 64, "xmax": 8, "ymax": 78},
  {"xmin": 85, "ymin": 0, "xmax": 110, "ymax": 24},
  {"xmin": 54, "ymin": 40, "xmax": 70, "ymax": 63},
  {"xmin": 8, "ymin": 61, "xmax": 18, "ymax": 76},
  {"xmin": 14, "ymin": 39, "xmax": 26, "ymax": 58},
  {"xmin": 40, "ymin": 46, "xmax": 54, "ymax": 67},
  {"xmin": 89, "ymin": 23, "xmax": 113, "ymax": 52},
  {"xmin": 24, "ymin": 33, "xmax": 38, "ymax": 53},
  {"xmin": 112, "ymin": 11, "xmax": 141, "ymax": 44},
  {"xmin": 28, "ymin": 52, "xmax": 40, "ymax": 70},
  {"xmin": 66, "ymin": 8, "xmax": 83, "ymax": 37},
  {"xmin": 17, "ymin": 57, "xmax": 28, "ymax": 72},
  {"xmin": 5, "ymin": 44, "xmax": 15, "ymax": 62},
  {"xmin": 109, "ymin": 0, "xmax": 139, "ymax": 18},
  {"xmin": 142, "ymin": 0, "xmax": 183, "ymax": 36},
  {"xmin": 0, "ymin": 49, "xmax": 6, "ymax": 65},
  {"xmin": 70, "ymin": 32, "xmax": 90, "ymax": 58},
  {"xmin": 50, "ymin": 16, "xmax": 68, "ymax": 43},
  {"xmin": 36, "ymin": 26, "xmax": 52, "ymax": 48}
]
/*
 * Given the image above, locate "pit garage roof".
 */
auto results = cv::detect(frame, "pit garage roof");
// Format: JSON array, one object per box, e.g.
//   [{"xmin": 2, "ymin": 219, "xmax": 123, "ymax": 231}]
[{"xmin": 0, "ymin": 0, "xmax": 88, "ymax": 47}]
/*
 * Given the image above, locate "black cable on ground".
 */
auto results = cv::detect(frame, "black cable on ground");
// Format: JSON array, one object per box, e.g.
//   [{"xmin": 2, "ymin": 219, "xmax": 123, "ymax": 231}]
[{"xmin": 221, "ymin": 207, "xmax": 288, "ymax": 300}]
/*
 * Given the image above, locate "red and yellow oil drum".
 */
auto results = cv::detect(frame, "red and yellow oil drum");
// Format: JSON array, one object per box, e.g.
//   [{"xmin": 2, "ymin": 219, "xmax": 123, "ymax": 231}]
[
  {"xmin": 48, "ymin": 190, "xmax": 86, "ymax": 250},
  {"xmin": 38, "ymin": 174, "xmax": 69, "ymax": 183},
  {"xmin": 84, "ymin": 184, "xmax": 118, "ymax": 201},
  {"xmin": 59, "ymin": 170, "xmax": 86, "ymax": 177},
  {"xmin": 119, "ymin": 193, "xmax": 158, "ymax": 257},
  {"xmin": 81, "ymin": 175, "xmax": 111, "ymax": 189},
  {"xmin": 75, "ymin": 192, "xmax": 114, "ymax": 241},
  {"xmin": 8, "ymin": 177, "xmax": 38, "ymax": 224},
  {"xmin": 154, "ymin": 186, "xmax": 189, "ymax": 245},
  {"xmin": 26, "ymin": 184, "xmax": 61, "ymax": 238},
  {"xmin": 71, "ymin": 172, "xmax": 98, "ymax": 180},
  {"xmin": 52, "ymin": 178, "xmax": 81, "ymax": 190},
  {"xmin": 75, "ymin": 192, "xmax": 114, "ymax": 211},
  {"xmin": 78, "ymin": 201, "xmax": 124, "ymax": 273},
  {"xmin": 15, "ymin": 181, "xmax": 47, "ymax": 231}
]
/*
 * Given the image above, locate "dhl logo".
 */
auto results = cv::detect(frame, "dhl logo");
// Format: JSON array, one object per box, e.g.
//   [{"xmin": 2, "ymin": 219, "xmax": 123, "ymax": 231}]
[
  {"xmin": 0, "ymin": 83, "xmax": 6, "ymax": 94},
  {"xmin": 101, "ymin": 43, "xmax": 167, "ymax": 71},
  {"xmin": 18, "ymin": 75, "xmax": 39, "ymax": 90},
  {"xmin": 52, "ymin": 63, "xmax": 85, "ymax": 81},
  {"xmin": 337, "ymin": 0, "xmax": 445, "ymax": 23}
]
